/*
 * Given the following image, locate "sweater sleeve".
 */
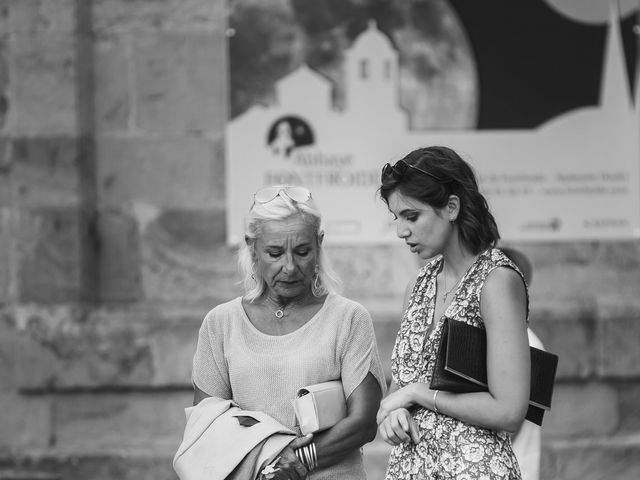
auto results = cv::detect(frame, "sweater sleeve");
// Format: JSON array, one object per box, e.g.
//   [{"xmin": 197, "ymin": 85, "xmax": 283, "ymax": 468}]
[
  {"xmin": 191, "ymin": 308, "xmax": 232, "ymax": 399},
  {"xmin": 338, "ymin": 302, "xmax": 387, "ymax": 399}
]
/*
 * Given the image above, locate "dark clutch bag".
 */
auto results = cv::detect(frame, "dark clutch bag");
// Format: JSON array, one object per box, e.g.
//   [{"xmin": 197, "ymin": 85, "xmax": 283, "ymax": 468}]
[{"xmin": 429, "ymin": 317, "xmax": 559, "ymax": 426}]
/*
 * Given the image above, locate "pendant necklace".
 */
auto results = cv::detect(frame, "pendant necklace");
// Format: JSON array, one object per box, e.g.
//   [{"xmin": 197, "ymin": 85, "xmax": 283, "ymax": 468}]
[
  {"xmin": 266, "ymin": 297, "xmax": 288, "ymax": 318},
  {"xmin": 441, "ymin": 267, "xmax": 462, "ymax": 302}
]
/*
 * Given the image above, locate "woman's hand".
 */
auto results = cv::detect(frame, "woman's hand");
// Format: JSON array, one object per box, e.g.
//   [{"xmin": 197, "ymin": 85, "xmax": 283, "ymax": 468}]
[
  {"xmin": 378, "ymin": 408, "xmax": 420, "ymax": 446},
  {"xmin": 376, "ymin": 384, "xmax": 414, "ymax": 424},
  {"xmin": 260, "ymin": 434, "xmax": 313, "ymax": 480}
]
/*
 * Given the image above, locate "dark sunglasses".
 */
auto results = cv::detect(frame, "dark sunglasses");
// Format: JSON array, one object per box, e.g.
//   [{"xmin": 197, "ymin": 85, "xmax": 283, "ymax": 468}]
[
  {"xmin": 254, "ymin": 185, "xmax": 312, "ymax": 204},
  {"xmin": 381, "ymin": 159, "xmax": 442, "ymax": 182}
]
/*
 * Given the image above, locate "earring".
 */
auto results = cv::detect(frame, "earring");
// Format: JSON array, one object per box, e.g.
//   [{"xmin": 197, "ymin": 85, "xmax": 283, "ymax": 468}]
[
  {"xmin": 251, "ymin": 264, "xmax": 257, "ymax": 282},
  {"xmin": 312, "ymin": 265, "xmax": 321, "ymax": 295}
]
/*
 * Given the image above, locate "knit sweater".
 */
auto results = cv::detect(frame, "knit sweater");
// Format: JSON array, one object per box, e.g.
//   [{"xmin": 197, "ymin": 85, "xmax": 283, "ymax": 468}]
[{"xmin": 192, "ymin": 293, "xmax": 386, "ymax": 479}]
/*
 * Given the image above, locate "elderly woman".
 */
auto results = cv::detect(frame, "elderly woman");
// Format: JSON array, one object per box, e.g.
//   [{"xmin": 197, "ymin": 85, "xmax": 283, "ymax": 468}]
[{"xmin": 191, "ymin": 185, "xmax": 386, "ymax": 479}]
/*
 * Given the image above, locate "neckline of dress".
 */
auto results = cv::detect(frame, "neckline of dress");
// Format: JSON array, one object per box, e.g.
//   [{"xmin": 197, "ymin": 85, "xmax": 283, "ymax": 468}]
[{"xmin": 430, "ymin": 251, "xmax": 486, "ymax": 325}]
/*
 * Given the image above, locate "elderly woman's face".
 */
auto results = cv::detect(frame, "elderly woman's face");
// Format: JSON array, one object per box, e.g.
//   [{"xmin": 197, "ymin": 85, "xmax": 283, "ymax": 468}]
[{"xmin": 253, "ymin": 215, "xmax": 320, "ymax": 300}]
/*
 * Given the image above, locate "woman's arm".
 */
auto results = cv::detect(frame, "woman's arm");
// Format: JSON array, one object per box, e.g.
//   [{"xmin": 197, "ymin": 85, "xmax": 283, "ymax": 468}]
[
  {"xmin": 193, "ymin": 383, "xmax": 210, "ymax": 406},
  {"xmin": 309, "ymin": 372, "xmax": 382, "ymax": 469},
  {"xmin": 377, "ymin": 267, "xmax": 530, "ymax": 433}
]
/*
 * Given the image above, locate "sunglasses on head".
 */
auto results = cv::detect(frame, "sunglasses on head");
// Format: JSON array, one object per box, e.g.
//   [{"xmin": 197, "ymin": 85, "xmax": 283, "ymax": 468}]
[
  {"xmin": 381, "ymin": 159, "xmax": 442, "ymax": 182},
  {"xmin": 253, "ymin": 185, "xmax": 313, "ymax": 204}
]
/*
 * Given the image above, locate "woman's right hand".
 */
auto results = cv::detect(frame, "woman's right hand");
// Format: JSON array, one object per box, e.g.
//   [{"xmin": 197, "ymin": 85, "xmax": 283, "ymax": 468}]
[{"xmin": 378, "ymin": 408, "xmax": 420, "ymax": 446}]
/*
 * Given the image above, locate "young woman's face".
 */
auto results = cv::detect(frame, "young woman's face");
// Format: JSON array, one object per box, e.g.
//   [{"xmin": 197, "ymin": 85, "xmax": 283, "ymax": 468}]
[
  {"xmin": 253, "ymin": 216, "xmax": 321, "ymax": 300},
  {"xmin": 387, "ymin": 190, "xmax": 453, "ymax": 260}
]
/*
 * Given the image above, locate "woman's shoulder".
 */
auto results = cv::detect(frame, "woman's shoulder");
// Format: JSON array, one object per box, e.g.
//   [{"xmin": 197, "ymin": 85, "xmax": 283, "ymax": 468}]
[
  {"xmin": 478, "ymin": 248, "xmax": 527, "ymax": 285},
  {"xmin": 201, "ymin": 297, "xmax": 244, "ymax": 328},
  {"xmin": 325, "ymin": 293, "xmax": 370, "ymax": 317}
]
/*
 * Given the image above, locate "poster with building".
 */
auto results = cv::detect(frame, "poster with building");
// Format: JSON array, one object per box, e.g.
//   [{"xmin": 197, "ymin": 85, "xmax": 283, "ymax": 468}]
[{"xmin": 226, "ymin": 0, "xmax": 639, "ymax": 244}]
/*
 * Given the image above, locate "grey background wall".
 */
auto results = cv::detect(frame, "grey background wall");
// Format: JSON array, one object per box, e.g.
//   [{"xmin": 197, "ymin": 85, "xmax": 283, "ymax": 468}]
[{"xmin": 0, "ymin": 1, "xmax": 639, "ymax": 479}]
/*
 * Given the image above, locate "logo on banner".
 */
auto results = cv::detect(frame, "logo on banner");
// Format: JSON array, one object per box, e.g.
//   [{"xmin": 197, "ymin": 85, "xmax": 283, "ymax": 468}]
[{"xmin": 266, "ymin": 115, "xmax": 315, "ymax": 158}]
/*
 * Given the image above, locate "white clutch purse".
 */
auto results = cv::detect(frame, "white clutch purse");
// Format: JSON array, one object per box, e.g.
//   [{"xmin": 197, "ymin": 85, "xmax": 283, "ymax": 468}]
[{"xmin": 293, "ymin": 380, "xmax": 347, "ymax": 435}]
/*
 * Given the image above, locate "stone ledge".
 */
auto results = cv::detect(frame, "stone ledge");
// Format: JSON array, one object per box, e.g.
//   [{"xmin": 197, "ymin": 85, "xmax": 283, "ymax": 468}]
[
  {"xmin": 0, "ymin": 451, "xmax": 177, "ymax": 480},
  {"xmin": 3, "ymin": 436, "xmax": 640, "ymax": 480},
  {"xmin": 0, "ymin": 470, "xmax": 60, "ymax": 480},
  {"xmin": 541, "ymin": 435, "xmax": 640, "ymax": 480}
]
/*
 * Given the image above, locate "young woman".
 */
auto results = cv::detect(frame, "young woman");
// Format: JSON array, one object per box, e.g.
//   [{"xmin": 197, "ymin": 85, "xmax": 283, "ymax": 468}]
[{"xmin": 376, "ymin": 146, "xmax": 530, "ymax": 479}]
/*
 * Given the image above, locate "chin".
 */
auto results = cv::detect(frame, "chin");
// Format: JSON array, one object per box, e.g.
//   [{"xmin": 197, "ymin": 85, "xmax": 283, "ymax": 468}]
[{"xmin": 416, "ymin": 249, "xmax": 435, "ymax": 260}]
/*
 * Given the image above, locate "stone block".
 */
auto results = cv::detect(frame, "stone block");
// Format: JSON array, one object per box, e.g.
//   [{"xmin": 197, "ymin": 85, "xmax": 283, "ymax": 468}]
[
  {"xmin": 0, "ymin": 209, "xmax": 10, "ymax": 302},
  {"xmin": 529, "ymin": 305, "xmax": 597, "ymax": 379},
  {"xmin": 14, "ymin": 305, "xmax": 153, "ymax": 390},
  {"xmin": 96, "ymin": 136, "xmax": 220, "ymax": 208},
  {"xmin": 0, "ymin": 310, "xmax": 19, "ymax": 388},
  {"xmin": 617, "ymin": 382, "xmax": 640, "ymax": 434},
  {"xmin": 133, "ymin": 32, "xmax": 226, "ymax": 134},
  {"xmin": 0, "ymin": 139, "xmax": 10, "ymax": 206},
  {"xmin": 597, "ymin": 302, "xmax": 640, "ymax": 377},
  {"xmin": 54, "ymin": 391, "xmax": 191, "ymax": 451},
  {"xmin": 94, "ymin": 39, "xmax": 130, "ymax": 132},
  {"xmin": 97, "ymin": 209, "xmax": 142, "ymax": 302},
  {"xmin": 511, "ymin": 241, "xmax": 640, "ymax": 306},
  {"xmin": 149, "ymin": 318, "xmax": 199, "ymax": 386},
  {"xmin": 0, "ymin": 392, "xmax": 52, "ymax": 451},
  {"xmin": 9, "ymin": 304, "xmax": 89, "ymax": 389},
  {"xmin": 140, "ymin": 208, "xmax": 241, "ymax": 302},
  {"xmin": 542, "ymin": 382, "xmax": 619, "ymax": 439},
  {"xmin": 92, "ymin": 0, "xmax": 226, "ymax": 34},
  {"xmin": 543, "ymin": 439, "xmax": 640, "ymax": 480},
  {"xmin": 7, "ymin": 33, "xmax": 76, "ymax": 134},
  {"xmin": 0, "ymin": 452, "xmax": 178, "ymax": 480},
  {"xmin": 328, "ymin": 244, "xmax": 419, "ymax": 299},
  {"xmin": 14, "ymin": 207, "xmax": 94, "ymax": 303},
  {"xmin": 12, "ymin": 305, "xmax": 207, "ymax": 390},
  {"xmin": 0, "ymin": 40, "xmax": 8, "ymax": 131},
  {"xmin": 7, "ymin": 137, "xmax": 80, "ymax": 207},
  {"xmin": 0, "ymin": 0, "xmax": 75, "ymax": 34}
]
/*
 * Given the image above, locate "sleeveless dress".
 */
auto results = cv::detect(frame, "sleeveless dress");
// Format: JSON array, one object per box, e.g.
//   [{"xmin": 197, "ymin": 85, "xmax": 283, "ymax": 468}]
[{"xmin": 384, "ymin": 248, "xmax": 528, "ymax": 480}]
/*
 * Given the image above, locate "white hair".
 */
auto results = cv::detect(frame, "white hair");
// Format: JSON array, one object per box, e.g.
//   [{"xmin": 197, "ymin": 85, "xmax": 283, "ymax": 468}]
[{"xmin": 237, "ymin": 192, "xmax": 342, "ymax": 301}]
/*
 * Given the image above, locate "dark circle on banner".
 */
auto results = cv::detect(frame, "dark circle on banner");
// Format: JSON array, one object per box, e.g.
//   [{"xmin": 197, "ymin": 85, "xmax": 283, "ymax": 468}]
[{"xmin": 266, "ymin": 115, "xmax": 315, "ymax": 157}]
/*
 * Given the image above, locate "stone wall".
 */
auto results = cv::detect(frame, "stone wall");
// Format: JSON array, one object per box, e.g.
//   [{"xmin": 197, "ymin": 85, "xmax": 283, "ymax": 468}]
[{"xmin": 0, "ymin": 1, "xmax": 639, "ymax": 480}]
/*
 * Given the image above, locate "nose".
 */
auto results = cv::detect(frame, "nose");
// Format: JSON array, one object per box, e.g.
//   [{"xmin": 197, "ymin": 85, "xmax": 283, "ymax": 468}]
[
  {"xmin": 396, "ymin": 221, "xmax": 410, "ymax": 239},
  {"xmin": 282, "ymin": 252, "xmax": 295, "ymax": 273}
]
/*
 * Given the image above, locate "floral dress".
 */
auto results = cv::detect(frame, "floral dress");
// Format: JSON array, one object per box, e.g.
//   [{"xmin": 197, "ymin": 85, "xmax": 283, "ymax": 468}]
[{"xmin": 384, "ymin": 249, "xmax": 528, "ymax": 480}]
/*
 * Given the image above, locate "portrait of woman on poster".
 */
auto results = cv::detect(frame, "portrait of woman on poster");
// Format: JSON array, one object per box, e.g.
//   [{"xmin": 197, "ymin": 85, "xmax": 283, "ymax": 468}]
[
  {"xmin": 190, "ymin": 185, "xmax": 386, "ymax": 479},
  {"xmin": 376, "ymin": 146, "xmax": 531, "ymax": 479}
]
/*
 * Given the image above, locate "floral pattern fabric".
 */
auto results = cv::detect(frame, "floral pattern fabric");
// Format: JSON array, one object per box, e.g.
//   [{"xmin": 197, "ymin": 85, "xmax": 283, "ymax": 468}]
[{"xmin": 385, "ymin": 248, "xmax": 528, "ymax": 480}]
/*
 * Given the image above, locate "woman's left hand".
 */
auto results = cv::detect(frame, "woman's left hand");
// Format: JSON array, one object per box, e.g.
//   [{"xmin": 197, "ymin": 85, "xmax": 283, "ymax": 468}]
[
  {"xmin": 260, "ymin": 434, "xmax": 313, "ymax": 480},
  {"xmin": 376, "ymin": 385, "xmax": 414, "ymax": 425}
]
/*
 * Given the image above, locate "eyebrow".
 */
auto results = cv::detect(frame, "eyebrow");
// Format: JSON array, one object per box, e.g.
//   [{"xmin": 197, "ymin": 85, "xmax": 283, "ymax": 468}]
[
  {"xmin": 265, "ymin": 241, "xmax": 312, "ymax": 249},
  {"xmin": 396, "ymin": 208, "xmax": 418, "ymax": 217}
]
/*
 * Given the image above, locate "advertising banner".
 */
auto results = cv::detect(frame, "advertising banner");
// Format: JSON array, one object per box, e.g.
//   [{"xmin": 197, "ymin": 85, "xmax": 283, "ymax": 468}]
[{"xmin": 226, "ymin": 0, "xmax": 639, "ymax": 244}]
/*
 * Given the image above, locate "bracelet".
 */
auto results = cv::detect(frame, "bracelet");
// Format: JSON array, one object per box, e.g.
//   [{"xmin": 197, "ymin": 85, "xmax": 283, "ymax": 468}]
[
  {"xmin": 433, "ymin": 389, "xmax": 440, "ymax": 414},
  {"xmin": 295, "ymin": 442, "xmax": 318, "ymax": 472}
]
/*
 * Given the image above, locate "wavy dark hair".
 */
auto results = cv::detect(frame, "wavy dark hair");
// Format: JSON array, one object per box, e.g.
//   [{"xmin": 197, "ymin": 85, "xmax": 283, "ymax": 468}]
[{"xmin": 379, "ymin": 146, "xmax": 500, "ymax": 255}]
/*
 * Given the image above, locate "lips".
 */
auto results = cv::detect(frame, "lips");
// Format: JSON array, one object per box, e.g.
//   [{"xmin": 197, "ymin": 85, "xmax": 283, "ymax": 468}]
[{"xmin": 277, "ymin": 279, "xmax": 301, "ymax": 285}]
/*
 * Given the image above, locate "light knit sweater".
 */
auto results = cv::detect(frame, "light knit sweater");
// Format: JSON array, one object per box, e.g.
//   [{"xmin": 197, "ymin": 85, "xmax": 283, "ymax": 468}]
[{"xmin": 192, "ymin": 293, "xmax": 386, "ymax": 480}]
